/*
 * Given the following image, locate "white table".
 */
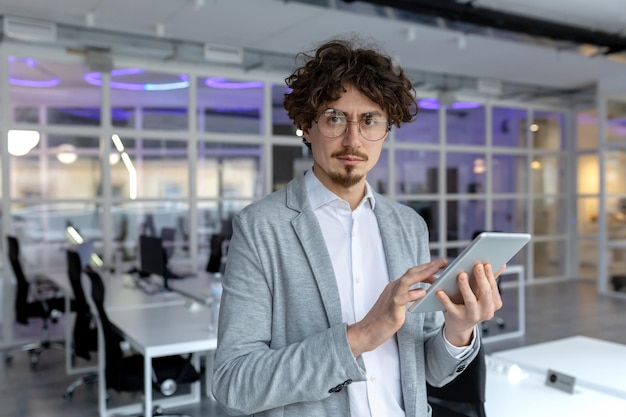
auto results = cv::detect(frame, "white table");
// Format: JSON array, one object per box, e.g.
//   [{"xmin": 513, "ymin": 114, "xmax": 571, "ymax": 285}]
[
  {"xmin": 492, "ymin": 335, "xmax": 626, "ymax": 398},
  {"xmin": 100, "ymin": 303, "xmax": 217, "ymax": 417},
  {"xmin": 167, "ymin": 271, "xmax": 218, "ymax": 304},
  {"xmin": 45, "ymin": 270, "xmax": 187, "ymax": 376},
  {"xmin": 485, "ymin": 355, "xmax": 626, "ymax": 416}
]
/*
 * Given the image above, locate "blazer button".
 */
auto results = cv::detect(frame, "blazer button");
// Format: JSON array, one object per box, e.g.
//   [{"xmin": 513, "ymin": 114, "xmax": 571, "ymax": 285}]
[
  {"xmin": 328, "ymin": 379, "xmax": 353, "ymax": 394},
  {"xmin": 329, "ymin": 384, "xmax": 343, "ymax": 393}
]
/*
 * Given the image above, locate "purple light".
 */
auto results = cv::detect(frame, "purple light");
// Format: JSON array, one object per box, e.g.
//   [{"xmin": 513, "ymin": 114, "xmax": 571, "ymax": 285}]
[
  {"xmin": 8, "ymin": 56, "xmax": 60, "ymax": 88},
  {"xmin": 205, "ymin": 77, "xmax": 263, "ymax": 89},
  {"xmin": 451, "ymin": 101, "xmax": 482, "ymax": 109},
  {"xmin": 84, "ymin": 68, "xmax": 189, "ymax": 91},
  {"xmin": 418, "ymin": 98, "xmax": 440, "ymax": 110},
  {"xmin": 418, "ymin": 98, "xmax": 482, "ymax": 110},
  {"xmin": 9, "ymin": 77, "xmax": 60, "ymax": 88}
]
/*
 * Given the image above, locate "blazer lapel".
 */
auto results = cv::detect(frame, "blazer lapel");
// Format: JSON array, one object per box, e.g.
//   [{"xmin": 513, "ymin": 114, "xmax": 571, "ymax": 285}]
[{"xmin": 287, "ymin": 176, "xmax": 344, "ymax": 326}]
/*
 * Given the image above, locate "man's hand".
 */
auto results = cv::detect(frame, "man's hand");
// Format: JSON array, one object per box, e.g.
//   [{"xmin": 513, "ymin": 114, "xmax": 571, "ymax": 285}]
[
  {"xmin": 347, "ymin": 258, "xmax": 448, "ymax": 357},
  {"xmin": 437, "ymin": 263, "xmax": 505, "ymax": 347}
]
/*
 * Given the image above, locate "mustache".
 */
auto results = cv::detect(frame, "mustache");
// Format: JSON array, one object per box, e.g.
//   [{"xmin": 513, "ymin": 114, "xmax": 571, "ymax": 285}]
[{"xmin": 332, "ymin": 148, "xmax": 369, "ymax": 161}]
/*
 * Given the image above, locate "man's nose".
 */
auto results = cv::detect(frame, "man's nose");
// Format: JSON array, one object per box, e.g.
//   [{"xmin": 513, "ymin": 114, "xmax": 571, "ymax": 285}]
[{"xmin": 342, "ymin": 121, "xmax": 362, "ymax": 145}]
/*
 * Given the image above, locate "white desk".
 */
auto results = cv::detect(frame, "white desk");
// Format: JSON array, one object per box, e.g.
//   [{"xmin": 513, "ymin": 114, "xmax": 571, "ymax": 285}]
[
  {"xmin": 167, "ymin": 271, "xmax": 217, "ymax": 304},
  {"xmin": 492, "ymin": 335, "xmax": 626, "ymax": 398},
  {"xmin": 44, "ymin": 270, "xmax": 187, "ymax": 376},
  {"xmin": 100, "ymin": 303, "xmax": 217, "ymax": 417},
  {"xmin": 485, "ymin": 356, "xmax": 626, "ymax": 416}
]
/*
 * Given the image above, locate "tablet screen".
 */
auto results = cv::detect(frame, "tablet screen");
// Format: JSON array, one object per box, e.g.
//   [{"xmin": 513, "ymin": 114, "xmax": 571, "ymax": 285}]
[{"xmin": 410, "ymin": 232, "xmax": 531, "ymax": 313}]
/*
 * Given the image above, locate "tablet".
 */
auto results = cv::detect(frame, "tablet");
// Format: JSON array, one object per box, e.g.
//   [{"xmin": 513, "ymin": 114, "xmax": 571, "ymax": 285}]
[{"xmin": 410, "ymin": 232, "xmax": 531, "ymax": 313}]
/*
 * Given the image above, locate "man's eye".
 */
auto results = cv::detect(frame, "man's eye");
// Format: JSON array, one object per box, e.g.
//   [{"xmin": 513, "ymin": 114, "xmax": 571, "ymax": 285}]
[
  {"xmin": 362, "ymin": 118, "xmax": 376, "ymax": 127},
  {"xmin": 328, "ymin": 116, "xmax": 344, "ymax": 124}
]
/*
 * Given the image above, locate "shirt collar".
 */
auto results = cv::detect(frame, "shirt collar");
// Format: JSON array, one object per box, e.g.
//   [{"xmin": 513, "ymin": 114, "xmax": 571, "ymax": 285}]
[{"xmin": 304, "ymin": 169, "xmax": 376, "ymax": 210}]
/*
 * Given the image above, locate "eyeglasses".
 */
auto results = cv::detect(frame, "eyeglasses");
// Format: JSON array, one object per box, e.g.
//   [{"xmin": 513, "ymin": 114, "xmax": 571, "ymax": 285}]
[{"xmin": 314, "ymin": 109, "xmax": 390, "ymax": 142}]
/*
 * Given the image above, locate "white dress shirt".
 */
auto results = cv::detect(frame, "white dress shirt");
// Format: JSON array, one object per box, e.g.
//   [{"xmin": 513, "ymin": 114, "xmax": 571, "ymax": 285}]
[{"xmin": 304, "ymin": 170, "xmax": 474, "ymax": 417}]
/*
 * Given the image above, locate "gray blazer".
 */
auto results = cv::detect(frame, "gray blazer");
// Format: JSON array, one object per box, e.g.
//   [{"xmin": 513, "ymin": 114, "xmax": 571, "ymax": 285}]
[{"xmin": 212, "ymin": 174, "xmax": 479, "ymax": 417}]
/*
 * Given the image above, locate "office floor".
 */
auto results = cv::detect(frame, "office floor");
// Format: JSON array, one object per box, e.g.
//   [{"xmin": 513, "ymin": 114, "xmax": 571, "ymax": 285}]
[{"xmin": 1, "ymin": 279, "xmax": 625, "ymax": 417}]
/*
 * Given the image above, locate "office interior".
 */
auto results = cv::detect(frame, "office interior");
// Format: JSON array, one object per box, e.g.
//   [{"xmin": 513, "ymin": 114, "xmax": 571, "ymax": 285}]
[{"xmin": 1, "ymin": 1, "xmax": 626, "ymax": 416}]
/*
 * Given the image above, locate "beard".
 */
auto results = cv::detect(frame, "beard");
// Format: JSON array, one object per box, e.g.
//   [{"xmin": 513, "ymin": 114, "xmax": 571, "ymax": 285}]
[
  {"xmin": 327, "ymin": 148, "xmax": 368, "ymax": 187},
  {"xmin": 328, "ymin": 166, "xmax": 364, "ymax": 188}
]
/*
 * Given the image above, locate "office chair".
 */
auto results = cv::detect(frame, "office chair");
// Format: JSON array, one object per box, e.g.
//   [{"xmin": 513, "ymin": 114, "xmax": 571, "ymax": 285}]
[
  {"xmin": 427, "ymin": 344, "xmax": 487, "ymax": 417},
  {"xmin": 85, "ymin": 268, "xmax": 200, "ymax": 416},
  {"xmin": 63, "ymin": 249, "xmax": 98, "ymax": 400},
  {"xmin": 206, "ymin": 233, "xmax": 225, "ymax": 273},
  {"xmin": 5, "ymin": 235, "xmax": 66, "ymax": 369}
]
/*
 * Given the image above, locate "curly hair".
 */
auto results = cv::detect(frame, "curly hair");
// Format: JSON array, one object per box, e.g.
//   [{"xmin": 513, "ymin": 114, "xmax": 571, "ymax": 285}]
[{"xmin": 283, "ymin": 37, "xmax": 418, "ymax": 134}]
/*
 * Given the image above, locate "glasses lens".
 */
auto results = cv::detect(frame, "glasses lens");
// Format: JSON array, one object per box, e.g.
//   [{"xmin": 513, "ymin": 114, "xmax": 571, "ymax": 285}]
[
  {"xmin": 317, "ymin": 109, "xmax": 389, "ymax": 141},
  {"xmin": 319, "ymin": 110, "xmax": 347, "ymax": 138},
  {"xmin": 360, "ymin": 116, "xmax": 389, "ymax": 141}
]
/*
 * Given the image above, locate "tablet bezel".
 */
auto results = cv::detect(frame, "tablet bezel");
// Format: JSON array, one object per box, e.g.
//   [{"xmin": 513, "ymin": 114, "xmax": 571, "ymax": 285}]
[{"xmin": 410, "ymin": 232, "xmax": 531, "ymax": 313}]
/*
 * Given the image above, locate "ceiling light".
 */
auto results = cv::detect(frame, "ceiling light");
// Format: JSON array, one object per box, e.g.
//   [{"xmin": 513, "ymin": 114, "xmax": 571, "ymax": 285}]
[
  {"xmin": 8, "ymin": 130, "xmax": 40, "ymax": 156},
  {"xmin": 8, "ymin": 56, "xmax": 60, "ymax": 88},
  {"xmin": 56, "ymin": 144, "xmax": 78, "ymax": 164},
  {"xmin": 205, "ymin": 77, "xmax": 263, "ymax": 89},
  {"xmin": 84, "ymin": 68, "xmax": 189, "ymax": 90},
  {"xmin": 530, "ymin": 123, "xmax": 540, "ymax": 132}
]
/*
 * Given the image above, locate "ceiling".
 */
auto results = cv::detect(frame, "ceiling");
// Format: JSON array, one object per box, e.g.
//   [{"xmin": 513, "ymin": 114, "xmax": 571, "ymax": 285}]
[{"xmin": 1, "ymin": 0, "xmax": 626, "ymax": 104}]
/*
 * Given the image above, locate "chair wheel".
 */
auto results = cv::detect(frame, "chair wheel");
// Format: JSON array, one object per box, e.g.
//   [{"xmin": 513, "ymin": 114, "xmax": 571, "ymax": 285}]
[
  {"xmin": 63, "ymin": 391, "xmax": 73, "ymax": 401},
  {"xmin": 153, "ymin": 405, "xmax": 164, "ymax": 415},
  {"xmin": 29, "ymin": 353, "xmax": 40, "ymax": 369}
]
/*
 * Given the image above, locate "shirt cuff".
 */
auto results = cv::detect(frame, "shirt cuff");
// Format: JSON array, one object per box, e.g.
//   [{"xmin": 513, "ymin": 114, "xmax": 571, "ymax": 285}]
[{"xmin": 442, "ymin": 325, "xmax": 477, "ymax": 359}]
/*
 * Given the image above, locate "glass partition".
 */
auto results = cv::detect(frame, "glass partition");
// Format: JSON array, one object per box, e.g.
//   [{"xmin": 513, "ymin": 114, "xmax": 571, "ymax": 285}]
[
  {"xmin": 492, "ymin": 106, "xmax": 527, "ymax": 147},
  {"xmin": 530, "ymin": 155, "xmax": 564, "ymax": 195},
  {"xmin": 531, "ymin": 110, "xmax": 565, "ymax": 150},
  {"xmin": 396, "ymin": 102, "xmax": 439, "ymax": 144},
  {"xmin": 197, "ymin": 76, "xmax": 264, "ymax": 134},
  {"xmin": 197, "ymin": 141, "xmax": 263, "ymax": 199},
  {"xmin": 446, "ymin": 152, "xmax": 487, "ymax": 195},
  {"xmin": 272, "ymin": 144, "xmax": 312, "ymax": 191},
  {"xmin": 446, "ymin": 104, "xmax": 485, "ymax": 146},
  {"xmin": 607, "ymin": 100, "xmax": 626, "ymax": 143},
  {"xmin": 110, "ymin": 138, "xmax": 189, "ymax": 200},
  {"xmin": 577, "ymin": 110, "xmax": 599, "ymax": 150},
  {"xmin": 493, "ymin": 198, "xmax": 527, "ymax": 232},
  {"xmin": 492, "ymin": 154, "xmax": 527, "ymax": 194},
  {"xmin": 395, "ymin": 150, "xmax": 439, "ymax": 194}
]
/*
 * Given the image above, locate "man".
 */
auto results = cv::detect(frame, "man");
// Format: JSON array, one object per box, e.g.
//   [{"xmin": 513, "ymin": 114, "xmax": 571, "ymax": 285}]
[{"xmin": 213, "ymin": 38, "xmax": 502, "ymax": 417}]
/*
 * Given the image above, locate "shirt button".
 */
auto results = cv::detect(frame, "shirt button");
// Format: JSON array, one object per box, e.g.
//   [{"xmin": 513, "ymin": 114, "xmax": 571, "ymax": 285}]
[
  {"xmin": 355, "ymin": 276, "xmax": 361, "ymax": 284},
  {"xmin": 369, "ymin": 375, "xmax": 376, "ymax": 382}
]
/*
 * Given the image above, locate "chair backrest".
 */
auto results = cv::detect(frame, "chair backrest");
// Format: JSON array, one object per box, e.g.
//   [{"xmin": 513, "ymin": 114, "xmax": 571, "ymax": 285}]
[
  {"xmin": 427, "ymin": 344, "xmax": 487, "ymax": 417},
  {"xmin": 67, "ymin": 250, "xmax": 97, "ymax": 360},
  {"xmin": 84, "ymin": 268, "xmax": 125, "ymax": 390},
  {"xmin": 206, "ymin": 233, "xmax": 224, "ymax": 273},
  {"xmin": 7, "ymin": 235, "xmax": 30, "ymax": 324},
  {"xmin": 160, "ymin": 227, "xmax": 176, "ymax": 259}
]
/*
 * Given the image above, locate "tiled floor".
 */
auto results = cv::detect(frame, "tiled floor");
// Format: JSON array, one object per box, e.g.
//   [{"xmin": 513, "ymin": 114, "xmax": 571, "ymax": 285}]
[{"xmin": 1, "ymin": 279, "xmax": 625, "ymax": 417}]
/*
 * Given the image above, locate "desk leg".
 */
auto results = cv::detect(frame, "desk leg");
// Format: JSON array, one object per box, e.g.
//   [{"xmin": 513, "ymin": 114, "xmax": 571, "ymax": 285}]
[
  {"xmin": 97, "ymin": 326, "xmax": 107, "ymax": 417},
  {"xmin": 144, "ymin": 354, "xmax": 152, "ymax": 417}
]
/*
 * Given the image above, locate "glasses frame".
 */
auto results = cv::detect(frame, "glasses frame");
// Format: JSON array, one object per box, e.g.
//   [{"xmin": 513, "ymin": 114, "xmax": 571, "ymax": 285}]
[{"xmin": 313, "ymin": 109, "xmax": 391, "ymax": 142}]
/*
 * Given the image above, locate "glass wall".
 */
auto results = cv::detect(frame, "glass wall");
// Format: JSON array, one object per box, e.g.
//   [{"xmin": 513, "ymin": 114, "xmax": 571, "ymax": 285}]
[{"xmin": 1, "ymin": 45, "xmax": 574, "ymax": 283}]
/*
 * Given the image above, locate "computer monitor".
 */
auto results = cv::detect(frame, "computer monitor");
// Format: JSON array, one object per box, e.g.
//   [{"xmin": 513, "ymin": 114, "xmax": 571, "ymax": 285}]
[{"xmin": 139, "ymin": 235, "xmax": 170, "ymax": 290}]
